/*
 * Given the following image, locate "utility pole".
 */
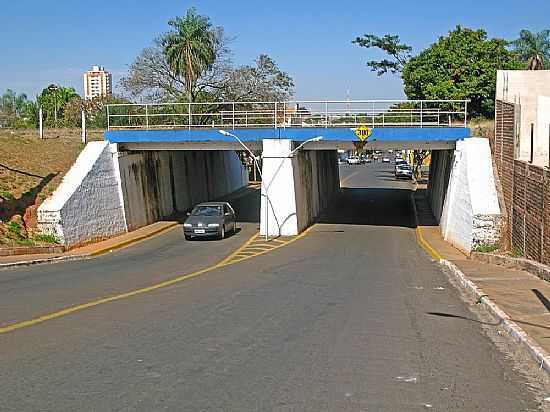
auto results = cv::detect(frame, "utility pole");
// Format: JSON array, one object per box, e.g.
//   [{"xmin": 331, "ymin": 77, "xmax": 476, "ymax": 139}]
[
  {"xmin": 81, "ymin": 109, "xmax": 87, "ymax": 144},
  {"xmin": 39, "ymin": 107, "xmax": 43, "ymax": 139}
]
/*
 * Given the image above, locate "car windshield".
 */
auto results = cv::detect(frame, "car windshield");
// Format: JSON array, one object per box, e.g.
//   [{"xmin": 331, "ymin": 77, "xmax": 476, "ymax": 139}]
[{"xmin": 191, "ymin": 205, "xmax": 222, "ymax": 216}]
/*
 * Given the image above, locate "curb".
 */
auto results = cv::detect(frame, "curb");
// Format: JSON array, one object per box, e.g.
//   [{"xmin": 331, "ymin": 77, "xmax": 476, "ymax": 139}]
[
  {"xmin": 88, "ymin": 222, "xmax": 179, "ymax": 257},
  {"xmin": 440, "ymin": 259, "xmax": 550, "ymax": 374},
  {"xmin": 0, "ymin": 222, "xmax": 180, "ymax": 269},
  {"xmin": 411, "ymin": 191, "xmax": 550, "ymax": 374},
  {"xmin": 0, "ymin": 255, "xmax": 87, "ymax": 270}
]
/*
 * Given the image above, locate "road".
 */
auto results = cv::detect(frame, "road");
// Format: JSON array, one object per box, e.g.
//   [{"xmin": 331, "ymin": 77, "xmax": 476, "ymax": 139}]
[{"xmin": 0, "ymin": 162, "xmax": 543, "ymax": 411}]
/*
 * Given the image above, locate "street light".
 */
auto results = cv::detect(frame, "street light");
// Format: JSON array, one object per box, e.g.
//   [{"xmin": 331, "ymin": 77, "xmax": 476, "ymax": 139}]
[
  {"xmin": 219, "ymin": 130, "xmax": 323, "ymax": 239},
  {"xmin": 219, "ymin": 129, "xmax": 269, "ymax": 240}
]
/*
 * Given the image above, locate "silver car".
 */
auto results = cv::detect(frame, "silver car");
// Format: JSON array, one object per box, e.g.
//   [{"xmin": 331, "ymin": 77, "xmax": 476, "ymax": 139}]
[{"xmin": 183, "ymin": 202, "xmax": 236, "ymax": 240}]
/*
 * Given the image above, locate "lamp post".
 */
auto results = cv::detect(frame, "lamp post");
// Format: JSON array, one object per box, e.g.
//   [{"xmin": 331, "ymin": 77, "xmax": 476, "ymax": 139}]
[
  {"xmin": 219, "ymin": 130, "xmax": 323, "ymax": 239},
  {"xmin": 219, "ymin": 129, "xmax": 269, "ymax": 240}
]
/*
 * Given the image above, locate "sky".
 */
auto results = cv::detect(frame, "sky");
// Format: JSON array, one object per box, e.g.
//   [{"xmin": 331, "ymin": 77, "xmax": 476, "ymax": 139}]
[{"xmin": 1, "ymin": 0, "xmax": 549, "ymax": 101}]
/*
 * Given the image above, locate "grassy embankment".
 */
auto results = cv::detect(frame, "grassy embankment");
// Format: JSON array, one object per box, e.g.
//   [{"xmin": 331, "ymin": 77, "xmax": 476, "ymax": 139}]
[{"xmin": 0, "ymin": 128, "xmax": 103, "ymax": 247}]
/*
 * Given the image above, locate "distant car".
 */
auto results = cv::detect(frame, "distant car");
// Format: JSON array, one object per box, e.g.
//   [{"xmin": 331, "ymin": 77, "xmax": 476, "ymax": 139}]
[
  {"xmin": 347, "ymin": 157, "xmax": 361, "ymax": 165},
  {"xmin": 365, "ymin": 157, "xmax": 372, "ymax": 163},
  {"xmin": 382, "ymin": 157, "xmax": 391, "ymax": 163},
  {"xmin": 395, "ymin": 164, "xmax": 414, "ymax": 180},
  {"xmin": 184, "ymin": 202, "xmax": 236, "ymax": 240}
]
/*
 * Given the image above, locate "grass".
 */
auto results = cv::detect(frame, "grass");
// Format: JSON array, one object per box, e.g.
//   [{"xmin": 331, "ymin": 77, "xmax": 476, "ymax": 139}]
[
  {"xmin": 510, "ymin": 247, "xmax": 524, "ymax": 258},
  {"xmin": 0, "ymin": 128, "xmax": 103, "ymax": 248},
  {"xmin": 473, "ymin": 243, "xmax": 500, "ymax": 253},
  {"xmin": 33, "ymin": 233, "xmax": 59, "ymax": 244}
]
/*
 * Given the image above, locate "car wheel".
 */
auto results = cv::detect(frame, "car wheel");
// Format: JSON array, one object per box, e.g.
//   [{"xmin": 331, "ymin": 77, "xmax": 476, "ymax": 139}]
[
  {"xmin": 185, "ymin": 235, "xmax": 191, "ymax": 240},
  {"xmin": 220, "ymin": 225, "xmax": 225, "ymax": 240}
]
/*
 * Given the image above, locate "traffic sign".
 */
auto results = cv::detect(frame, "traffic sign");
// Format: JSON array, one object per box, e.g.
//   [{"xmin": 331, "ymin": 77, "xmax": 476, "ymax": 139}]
[{"xmin": 354, "ymin": 125, "xmax": 372, "ymax": 142}]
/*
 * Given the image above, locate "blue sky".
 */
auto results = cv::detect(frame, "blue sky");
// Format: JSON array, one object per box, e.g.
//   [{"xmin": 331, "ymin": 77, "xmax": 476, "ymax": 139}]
[{"xmin": 1, "ymin": 0, "xmax": 548, "ymax": 100}]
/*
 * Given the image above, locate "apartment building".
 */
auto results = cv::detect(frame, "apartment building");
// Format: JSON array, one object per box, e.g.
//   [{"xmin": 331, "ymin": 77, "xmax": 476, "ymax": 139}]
[{"xmin": 83, "ymin": 66, "xmax": 112, "ymax": 100}]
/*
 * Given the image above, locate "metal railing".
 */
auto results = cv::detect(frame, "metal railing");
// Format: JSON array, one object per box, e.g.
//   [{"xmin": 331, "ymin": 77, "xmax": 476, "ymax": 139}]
[{"xmin": 106, "ymin": 100, "xmax": 469, "ymax": 130}]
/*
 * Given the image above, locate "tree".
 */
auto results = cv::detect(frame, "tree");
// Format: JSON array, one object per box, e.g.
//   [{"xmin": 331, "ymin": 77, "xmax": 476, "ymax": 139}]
[
  {"xmin": 0, "ymin": 89, "xmax": 37, "ymax": 128},
  {"xmin": 402, "ymin": 26, "xmax": 521, "ymax": 118},
  {"xmin": 510, "ymin": 29, "xmax": 550, "ymax": 70},
  {"xmin": 161, "ymin": 8, "xmax": 221, "ymax": 102},
  {"xmin": 352, "ymin": 34, "xmax": 412, "ymax": 76},
  {"xmin": 222, "ymin": 54, "xmax": 294, "ymax": 101},
  {"xmin": 37, "ymin": 85, "xmax": 79, "ymax": 126},
  {"xmin": 120, "ymin": 38, "xmax": 230, "ymax": 102},
  {"xmin": 63, "ymin": 95, "xmax": 130, "ymax": 128}
]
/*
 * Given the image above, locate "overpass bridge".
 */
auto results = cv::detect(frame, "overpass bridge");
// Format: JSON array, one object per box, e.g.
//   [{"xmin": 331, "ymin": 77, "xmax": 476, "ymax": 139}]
[
  {"xmin": 38, "ymin": 99, "xmax": 500, "ymax": 254},
  {"xmin": 105, "ymin": 100, "xmax": 469, "ymax": 151}
]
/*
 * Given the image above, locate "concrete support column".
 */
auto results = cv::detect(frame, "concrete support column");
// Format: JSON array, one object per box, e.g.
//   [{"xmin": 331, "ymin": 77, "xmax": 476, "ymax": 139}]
[
  {"xmin": 260, "ymin": 139, "xmax": 340, "ymax": 237},
  {"xmin": 260, "ymin": 139, "xmax": 299, "ymax": 236}
]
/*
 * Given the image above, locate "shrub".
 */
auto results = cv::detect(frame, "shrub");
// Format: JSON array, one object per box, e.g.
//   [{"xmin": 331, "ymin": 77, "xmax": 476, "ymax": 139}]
[{"xmin": 33, "ymin": 233, "xmax": 59, "ymax": 244}]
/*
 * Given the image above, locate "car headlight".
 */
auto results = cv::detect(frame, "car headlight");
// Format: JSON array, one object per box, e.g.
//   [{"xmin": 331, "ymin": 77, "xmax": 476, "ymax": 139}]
[
  {"xmin": 183, "ymin": 223, "xmax": 192, "ymax": 228},
  {"xmin": 208, "ymin": 223, "xmax": 220, "ymax": 228}
]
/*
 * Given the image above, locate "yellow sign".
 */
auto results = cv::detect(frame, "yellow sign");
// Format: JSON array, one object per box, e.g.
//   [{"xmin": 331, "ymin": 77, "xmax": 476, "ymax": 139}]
[{"xmin": 354, "ymin": 125, "xmax": 372, "ymax": 142}]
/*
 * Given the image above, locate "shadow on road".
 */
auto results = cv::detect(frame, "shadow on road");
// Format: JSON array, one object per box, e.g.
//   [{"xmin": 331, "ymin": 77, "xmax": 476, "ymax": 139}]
[{"xmin": 318, "ymin": 187, "xmax": 416, "ymax": 228}]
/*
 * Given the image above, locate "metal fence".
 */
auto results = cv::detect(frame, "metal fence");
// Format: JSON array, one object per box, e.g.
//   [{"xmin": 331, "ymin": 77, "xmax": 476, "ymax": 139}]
[{"xmin": 106, "ymin": 100, "xmax": 469, "ymax": 130}]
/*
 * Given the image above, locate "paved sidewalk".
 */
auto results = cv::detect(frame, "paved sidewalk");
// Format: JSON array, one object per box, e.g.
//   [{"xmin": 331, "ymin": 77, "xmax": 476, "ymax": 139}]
[
  {"xmin": 417, "ymin": 217, "xmax": 550, "ymax": 357},
  {"xmin": 0, "ymin": 220, "xmax": 179, "ymax": 267}
]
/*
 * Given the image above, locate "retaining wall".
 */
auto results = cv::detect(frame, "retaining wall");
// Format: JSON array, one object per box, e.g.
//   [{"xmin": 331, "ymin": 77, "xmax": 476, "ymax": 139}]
[
  {"xmin": 118, "ymin": 150, "xmax": 248, "ymax": 230},
  {"xmin": 440, "ymin": 138, "xmax": 501, "ymax": 253},
  {"xmin": 38, "ymin": 142, "xmax": 127, "ymax": 247}
]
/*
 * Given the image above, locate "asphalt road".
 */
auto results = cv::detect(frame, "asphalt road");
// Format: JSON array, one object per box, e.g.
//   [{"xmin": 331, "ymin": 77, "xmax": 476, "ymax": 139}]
[{"xmin": 0, "ymin": 163, "xmax": 543, "ymax": 411}]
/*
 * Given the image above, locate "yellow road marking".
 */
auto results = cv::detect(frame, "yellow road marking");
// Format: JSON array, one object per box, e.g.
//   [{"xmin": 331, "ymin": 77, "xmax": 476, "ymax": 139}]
[
  {"xmin": 340, "ymin": 170, "xmax": 362, "ymax": 186},
  {"xmin": 415, "ymin": 227, "xmax": 442, "ymax": 260},
  {"xmin": 0, "ymin": 226, "xmax": 317, "ymax": 334}
]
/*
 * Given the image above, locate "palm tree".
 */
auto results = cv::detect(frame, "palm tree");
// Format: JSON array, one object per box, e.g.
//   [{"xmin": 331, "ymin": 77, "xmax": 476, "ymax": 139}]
[
  {"xmin": 510, "ymin": 30, "xmax": 550, "ymax": 70},
  {"xmin": 162, "ymin": 8, "xmax": 218, "ymax": 101}
]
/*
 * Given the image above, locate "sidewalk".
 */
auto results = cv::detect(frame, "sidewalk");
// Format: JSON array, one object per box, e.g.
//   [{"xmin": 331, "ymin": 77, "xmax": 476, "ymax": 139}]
[
  {"xmin": 414, "ymin": 192, "xmax": 550, "ymax": 363},
  {"xmin": 0, "ymin": 220, "xmax": 179, "ymax": 267}
]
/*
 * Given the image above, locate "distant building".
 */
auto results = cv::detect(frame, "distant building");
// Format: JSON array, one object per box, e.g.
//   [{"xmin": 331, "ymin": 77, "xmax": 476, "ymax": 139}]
[{"xmin": 83, "ymin": 66, "xmax": 112, "ymax": 100}]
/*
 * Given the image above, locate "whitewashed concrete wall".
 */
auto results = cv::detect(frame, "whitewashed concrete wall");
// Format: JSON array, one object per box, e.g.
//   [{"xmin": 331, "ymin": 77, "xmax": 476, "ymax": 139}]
[
  {"xmin": 260, "ymin": 139, "xmax": 339, "ymax": 236},
  {"xmin": 118, "ymin": 150, "xmax": 248, "ymax": 230},
  {"xmin": 496, "ymin": 70, "xmax": 550, "ymax": 166},
  {"xmin": 440, "ymin": 138, "xmax": 501, "ymax": 253},
  {"xmin": 38, "ymin": 141, "xmax": 127, "ymax": 247}
]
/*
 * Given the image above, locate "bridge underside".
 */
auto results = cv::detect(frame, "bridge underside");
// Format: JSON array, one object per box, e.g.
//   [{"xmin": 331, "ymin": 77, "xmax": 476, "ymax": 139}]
[{"xmin": 105, "ymin": 127, "xmax": 468, "ymax": 151}]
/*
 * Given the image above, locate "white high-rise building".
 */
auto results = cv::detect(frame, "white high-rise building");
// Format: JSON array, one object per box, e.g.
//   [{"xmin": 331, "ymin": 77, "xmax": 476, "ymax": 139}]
[{"xmin": 83, "ymin": 66, "xmax": 112, "ymax": 100}]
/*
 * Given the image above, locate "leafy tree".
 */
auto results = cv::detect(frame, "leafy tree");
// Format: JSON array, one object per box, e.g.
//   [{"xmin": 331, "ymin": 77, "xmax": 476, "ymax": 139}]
[
  {"xmin": 352, "ymin": 34, "xmax": 412, "ymax": 76},
  {"xmin": 37, "ymin": 85, "xmax": 79, "ymax": 126},
  {"xmin": 0, "ymin": 89, "xmax": 37, "ymax": 128},
  {"xmin": 63, "ymin": 95, "xmax": 130, "ymax": 128},
  {"xmin": 222, "ymin": 54, "xmax": 294, "ymax": 101},
  {"xmin": 510, "ymin": 29, "xmax": 550, "ymax": 70},
  {"xmin": 402, "ymin": 27, "xmax": 521, "ymax": 118},
  {"xmin": 161, "ymin": 8, "xmax": 221, "ymax": 102}
]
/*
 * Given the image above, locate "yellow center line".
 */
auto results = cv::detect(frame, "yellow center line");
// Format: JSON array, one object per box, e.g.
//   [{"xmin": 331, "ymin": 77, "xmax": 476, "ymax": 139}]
[{"xmin": 0, "ymin": 225, "xmax": 316, "ymax": 334}]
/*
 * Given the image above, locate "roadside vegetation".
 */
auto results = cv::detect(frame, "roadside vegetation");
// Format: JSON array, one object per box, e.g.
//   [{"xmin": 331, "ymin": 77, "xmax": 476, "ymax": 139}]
[{"xmin": 0, "ymin": 129, "xmax": 97, "ymax": 247}]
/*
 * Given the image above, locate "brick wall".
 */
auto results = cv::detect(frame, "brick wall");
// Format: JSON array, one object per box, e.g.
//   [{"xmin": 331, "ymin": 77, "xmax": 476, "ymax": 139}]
[{"xmin": 494, "ymin": 99, "xmax": 550, "ymax": 265}]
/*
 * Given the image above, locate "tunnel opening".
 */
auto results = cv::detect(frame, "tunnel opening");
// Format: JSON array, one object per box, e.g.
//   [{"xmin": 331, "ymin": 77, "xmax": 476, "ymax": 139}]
[{"xmin": 317, "ymin": 148, "xmax": 454, "ymax": 230}]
